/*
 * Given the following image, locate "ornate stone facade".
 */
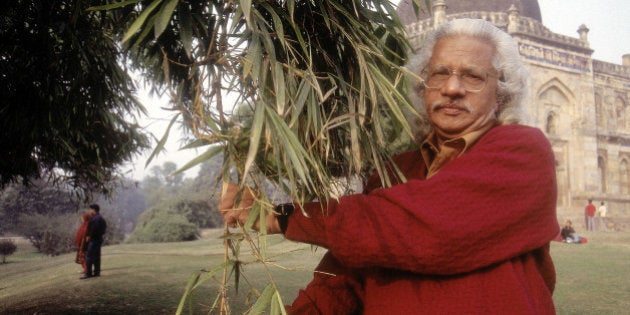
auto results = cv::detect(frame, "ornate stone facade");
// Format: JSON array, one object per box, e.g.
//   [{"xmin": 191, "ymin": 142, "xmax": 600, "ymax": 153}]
[{"xmin": 399, "ymin": 1, "xmax": 630, "ymax": 221}]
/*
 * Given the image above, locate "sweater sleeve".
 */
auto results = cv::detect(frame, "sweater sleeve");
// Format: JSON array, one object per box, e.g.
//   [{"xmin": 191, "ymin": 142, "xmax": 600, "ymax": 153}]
[{"xmin": 284, "ymin": 125, "xmax": 559, "ymax": 275}]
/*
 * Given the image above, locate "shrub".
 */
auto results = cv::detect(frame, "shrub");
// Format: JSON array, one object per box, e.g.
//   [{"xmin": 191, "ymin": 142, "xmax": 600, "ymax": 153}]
[
  {"xmin": 0, "ymin": 239, "xmax": 17, "ymax": 263},
  {"xmin": 127, "ymin": 211, "xmax": 198, "ymax": 243},
  {"xmin": 16, "ymin": 213, "xmax": 76, "ymax": 255}
]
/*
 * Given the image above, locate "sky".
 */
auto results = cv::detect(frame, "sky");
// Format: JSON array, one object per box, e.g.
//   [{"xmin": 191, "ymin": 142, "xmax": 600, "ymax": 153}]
[
  {"xmin": 122, "ymin": 0, "xmax": 630, "ymax": 181},
  {"xmin": 538, "ymin": 0, "xmax": 630, "ymax": 64}
]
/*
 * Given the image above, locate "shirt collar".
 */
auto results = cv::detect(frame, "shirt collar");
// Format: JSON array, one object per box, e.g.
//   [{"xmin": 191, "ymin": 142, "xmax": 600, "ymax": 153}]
[{"xmin": 420, "ymin": 123, "xmax": 496, "ymax": 175}]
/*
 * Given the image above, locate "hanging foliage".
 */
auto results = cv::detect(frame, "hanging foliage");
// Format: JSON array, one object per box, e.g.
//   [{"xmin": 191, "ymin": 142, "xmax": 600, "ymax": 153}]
[{"xmin": 91, "ymin": 0, "xmax": 429, "ymax": 313}]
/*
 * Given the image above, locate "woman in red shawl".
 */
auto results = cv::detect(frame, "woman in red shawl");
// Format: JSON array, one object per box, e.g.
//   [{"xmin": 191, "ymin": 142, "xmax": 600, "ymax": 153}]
[{"xmin": 74, "ymin": 212, "xmax": 90, "ymax": 273}]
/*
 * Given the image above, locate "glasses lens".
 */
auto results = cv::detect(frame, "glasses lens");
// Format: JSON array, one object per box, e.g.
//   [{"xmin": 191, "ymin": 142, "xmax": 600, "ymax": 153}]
[
  {"xmin": 423, "ymin": 65, "xmax": 451, "ymax": 89},
  {"xmin": 422, "ymin": 65, "xmax": 488, "ymax": 92},
  {"xmin": 459, "ymin": 68, "xmax": 487, "ymax": 92}
]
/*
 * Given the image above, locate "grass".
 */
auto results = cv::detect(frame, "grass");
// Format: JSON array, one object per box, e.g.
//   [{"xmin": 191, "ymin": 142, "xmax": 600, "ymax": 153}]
[
  {"xmin": 1, "ymin": 229, "xmax": 629, "ymax": 314},
  {"xmin": 551, "ymin": 230, "xmax": 630, "ymax": 314},
  {"xmin": 0, "ymin": 230, "xmax": 325, "ymax": 314}
]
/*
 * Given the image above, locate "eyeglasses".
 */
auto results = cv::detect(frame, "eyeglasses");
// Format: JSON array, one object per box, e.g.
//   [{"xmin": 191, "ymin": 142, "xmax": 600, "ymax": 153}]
[{"xmin": 421, "ymin": 65, "xmax": 497, "ymax": 93}]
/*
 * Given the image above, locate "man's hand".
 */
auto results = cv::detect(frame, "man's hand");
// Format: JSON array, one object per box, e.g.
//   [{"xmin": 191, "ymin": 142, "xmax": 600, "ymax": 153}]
[{"xmin": 218, "ymin": 183, "xmax": 282, "ymax": 233}]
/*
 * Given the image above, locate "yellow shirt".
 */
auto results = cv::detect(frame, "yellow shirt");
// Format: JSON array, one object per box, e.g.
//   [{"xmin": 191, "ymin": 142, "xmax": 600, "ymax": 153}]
[{"xmin": 420, "ymin": 124, "xmax": 495, "ymax": 179}]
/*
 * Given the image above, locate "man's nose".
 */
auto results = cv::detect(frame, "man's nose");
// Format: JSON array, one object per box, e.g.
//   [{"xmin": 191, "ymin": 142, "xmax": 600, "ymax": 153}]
[{"xmin": 440, "ymin": 74, "xmax": 466, "ymax": 96}]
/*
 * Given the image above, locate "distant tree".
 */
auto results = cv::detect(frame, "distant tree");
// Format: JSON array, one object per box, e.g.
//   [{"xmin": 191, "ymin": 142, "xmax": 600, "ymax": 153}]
[
  {"xmin": 0, "ymin": 239, "xmax": 17, "ymax": 263},
  {"xmin": 142, "ymin": 161, "xmax": 183, "ymax": 207},
  {"xmin": 1, "ymin": 178, "xmax": 127, "ymax": 250},
  {"xmin": 0, "ymin": 0, "xmax": 150, "ymax": 194},
  {"xmin": 173, "ymin": 199, "xmax": 222, "ymax": 229},
  {"xmin": 95, "ymin": 180, "xmax": 147, "ymax": 234},
  {"xmin": 0, "ymin": 179, "xmax": 80, "ymax": 232},
  {"xmin": 127, "ymin": 202, "xmax": 198, "ymax": 243}
]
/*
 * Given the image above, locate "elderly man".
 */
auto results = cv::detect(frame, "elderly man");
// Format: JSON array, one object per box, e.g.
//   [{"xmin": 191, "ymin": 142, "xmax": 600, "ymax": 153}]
[{"xmin": 220, "ymin": 19, "xmax": 559, "ymax": 314}]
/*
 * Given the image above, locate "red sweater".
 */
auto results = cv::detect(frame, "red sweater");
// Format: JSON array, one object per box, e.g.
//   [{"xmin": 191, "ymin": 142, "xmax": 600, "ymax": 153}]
[{"xmin": 285, "ymin": 125, "xmax": 559, "ymax": 314}]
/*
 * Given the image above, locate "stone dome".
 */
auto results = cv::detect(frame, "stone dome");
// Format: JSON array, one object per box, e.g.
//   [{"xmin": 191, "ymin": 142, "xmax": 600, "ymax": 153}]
[{"xmin": 396, "ymin": 0, "xmax": 542, "ymax": 25}]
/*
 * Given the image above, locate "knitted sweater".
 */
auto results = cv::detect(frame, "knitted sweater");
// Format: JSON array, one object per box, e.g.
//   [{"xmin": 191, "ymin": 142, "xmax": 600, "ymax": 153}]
[{"xmin": 285, "ymin": 125, "xmax": 559, "ymax": 314}]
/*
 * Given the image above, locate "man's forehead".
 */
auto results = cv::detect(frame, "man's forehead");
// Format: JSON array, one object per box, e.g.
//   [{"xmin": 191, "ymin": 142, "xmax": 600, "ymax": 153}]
[{"xmin": 429, "ymin": 36, "xmax": 495, "ymax": 66}]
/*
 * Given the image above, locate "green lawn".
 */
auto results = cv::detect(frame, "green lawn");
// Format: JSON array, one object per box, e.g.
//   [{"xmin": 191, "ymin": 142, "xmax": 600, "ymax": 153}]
[
  {"xmin": 551, "ymin": 230, "xmax": 630, "ymax": 314},
  {"xmin": 1, "ymin": 229, "xmax": 628, "ymax": 314}
]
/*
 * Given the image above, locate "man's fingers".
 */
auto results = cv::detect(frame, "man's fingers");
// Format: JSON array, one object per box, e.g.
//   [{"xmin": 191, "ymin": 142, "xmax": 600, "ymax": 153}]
[{"xmin": 217, "ymin": 182, "xmax": 259, "ymax": 228}]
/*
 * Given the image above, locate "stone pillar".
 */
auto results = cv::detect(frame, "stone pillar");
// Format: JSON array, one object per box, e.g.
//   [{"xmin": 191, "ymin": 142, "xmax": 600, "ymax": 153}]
[
  {"xmin": 623, "ymin": 54, "xmax": 630, "ymax": 66},
  {"xmin": 433, "ymin": 0, "xmax": 447, "ymax": 28},
  {"xmin": 577, "ymin": 24, "xmax": 590, "ymax": 46}
]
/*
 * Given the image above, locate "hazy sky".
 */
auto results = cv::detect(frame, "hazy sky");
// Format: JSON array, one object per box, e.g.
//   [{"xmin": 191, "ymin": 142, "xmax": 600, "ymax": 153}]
[
  {"xmin": 123, "ymin": 0, "xmax": 630, "ymax": 180},
  {"xmin": 539, "ymin": 0, "xmax": 629, "ymax": 64}
]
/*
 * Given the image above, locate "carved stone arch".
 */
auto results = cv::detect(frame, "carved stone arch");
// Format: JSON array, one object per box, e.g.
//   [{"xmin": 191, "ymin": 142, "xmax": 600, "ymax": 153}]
[
  {"xmin": 537, "ymin": 78, "xmax": 574, "ymax": 135},
  {"xmin": 537, "ymin": 78, "xmax": 576, "ymax": 103}
]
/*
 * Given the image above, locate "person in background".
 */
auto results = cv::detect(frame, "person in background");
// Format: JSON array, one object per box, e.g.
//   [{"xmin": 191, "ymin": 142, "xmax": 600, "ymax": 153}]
[
  {"xmin": 219, "ymin": 18, "xmax": 559, "ymax": 313},
  {"xmin": 73, "ymin": 212, "xmax": 91, "ymax": 273},
  {"xmin": 597, "ymin": 201, "xmax": 607, "ymax": 231},
  {"xmin": 585, "ymin": 199, "xmax": 596, "ymax": 231},
  {"xmin": 81, "ymin": 204, "xmax": 107, "ymax": 279},
  {"xmin": 560, "ymin": 220, "xmax": 583, "ymax": 243}
]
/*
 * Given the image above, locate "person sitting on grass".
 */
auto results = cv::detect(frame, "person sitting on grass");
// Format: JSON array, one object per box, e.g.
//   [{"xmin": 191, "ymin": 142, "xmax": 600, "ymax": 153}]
[{"xmin": 561, "ymin": 220, "xmax": 585, "ymax": 244}]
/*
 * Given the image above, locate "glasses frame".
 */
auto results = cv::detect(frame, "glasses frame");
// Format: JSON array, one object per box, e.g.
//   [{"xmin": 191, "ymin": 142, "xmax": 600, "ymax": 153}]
[{"xmin": 421, "ymin": 64, "xmax": 498, "ymax": 93}]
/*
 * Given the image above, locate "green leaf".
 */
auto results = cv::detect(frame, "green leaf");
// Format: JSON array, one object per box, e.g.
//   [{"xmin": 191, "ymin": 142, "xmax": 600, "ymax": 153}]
[
  {"xmin": 122, "ymin": 0, "xmax": 162, "ymax": 44},
  {"xmin": 173, "ymin": 145, "xmax": 224, "ymax": 176},
  {"xmin": 154, "ymin": 0, "xmax": 178, "ymax": 39},
  {"xmin": 87, "ymin": 0, "xmax": 140, "ymax": 11},
  {"xmin": 242, "ymin": 100, "xmax": 265, "ymax": 178},
  {"xmin": 178, "ymin": 3, "xmax": 193, "ymax": 58},
  {"xmin": 145, "ymin": 113, "xmax": 180, "ymax": 168},
  {"xmin": 241, "ymin": 0, "xmax": 252, "ymax": 25},
  {"xmin": 271, "ymin": 290, "xmax": 287, "ymax": 315},
  {"xmin": 250, "ymin": 284, "xmax": 275, "ymax": 314},
  {"xmin": 175, "ymin": 271, "xmax": 201, "ymax": 315}
]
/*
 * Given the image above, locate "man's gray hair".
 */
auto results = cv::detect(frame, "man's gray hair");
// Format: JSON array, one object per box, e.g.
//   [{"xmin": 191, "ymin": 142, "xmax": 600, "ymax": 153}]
[{"xmin": 406, "ymin": 18, "xmax": 529, "ymax": 140}]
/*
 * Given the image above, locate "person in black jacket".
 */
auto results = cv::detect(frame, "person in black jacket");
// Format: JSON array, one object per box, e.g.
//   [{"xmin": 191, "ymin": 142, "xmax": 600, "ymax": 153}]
[{"xmin": 81, "ymin": 204, "xmax": 107, "ymax": 279}]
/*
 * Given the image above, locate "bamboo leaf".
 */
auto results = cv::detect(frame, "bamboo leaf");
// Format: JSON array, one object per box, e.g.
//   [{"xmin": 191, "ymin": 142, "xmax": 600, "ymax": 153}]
[
  {"xmin": 192, "ymin": 263, "xmax": 231, "ymax": 291},
  {"xmin": 273, "ymin": 62, "xmax": 286, "ymax": 115},
  {"xmin": 244, "ymin": 202, "xmax": 261, "ymax": 231},
  {"xmin": 145, "ymin": 113, "xmax": 180, "ymax": 168},
  {"xmin": 175, "ymin": 271, "xmax": 201, "ymax": 315},
  {"xmin": 133, "ymin": 14, "xmax": 158, "ymax": 47},
  {"xmin": 154, "ymin": 0, "xmax": 178, "ymax": 39},
  {"xmin": 271, "ymin": 291, "xmax": 287, "ymax": 315},
  {"xmin": 122, "ymin": 0, "xmax": 162, "ymax": 44},
  {"xmin": 241, "ymin": 0, "xmax": 252, "ymax": 25},
  {"xmin": 178, "ymin": 2, "xmax": 193, "ymax": 58},
  {"xmin": 242, "ymin": 101, "xmax": 265, "ymax": 179},
  {"xmin": 250, "ymin": 284, "xmax": 275, "ymax": 314},
  {"xmin": 87, "ymin": 0, "xmax": 139, "ymax": 11},
  {"xmin": 173, "ymin": 145, "xmax": 223, "ymax": 176},
  {"xmin": 179, "ymin": 138, "xmax": 212, "ymax": 150}
]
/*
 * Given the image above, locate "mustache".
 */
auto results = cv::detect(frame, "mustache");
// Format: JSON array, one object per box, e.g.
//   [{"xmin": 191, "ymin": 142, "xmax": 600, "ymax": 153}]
[{"xmin": 430, "ymin": 100, "xmax": 473, "ymax": 114}]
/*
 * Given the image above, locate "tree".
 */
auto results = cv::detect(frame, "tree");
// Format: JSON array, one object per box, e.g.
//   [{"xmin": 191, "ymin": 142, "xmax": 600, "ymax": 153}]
[
  {"xmin": 0, "ymin": 239, "xmax": 17, "ymax": 263},
  {"xmin": 0, "ymin": 178, "xmax": 127, "ymax": 251},
  {"xmin": 95, "ymin": 179, "xmax": 147, "ymax": 234},
  {"xmin": 0, "ymin": 0, "xmax": 150, "ymax": 194},
  {"xmin": 141, "ymin": 161, "xmax": 184, "ymax": 207},
  {"xmin": 0, "ymin": 179, "xmax": 81, "ymax": 232}
]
